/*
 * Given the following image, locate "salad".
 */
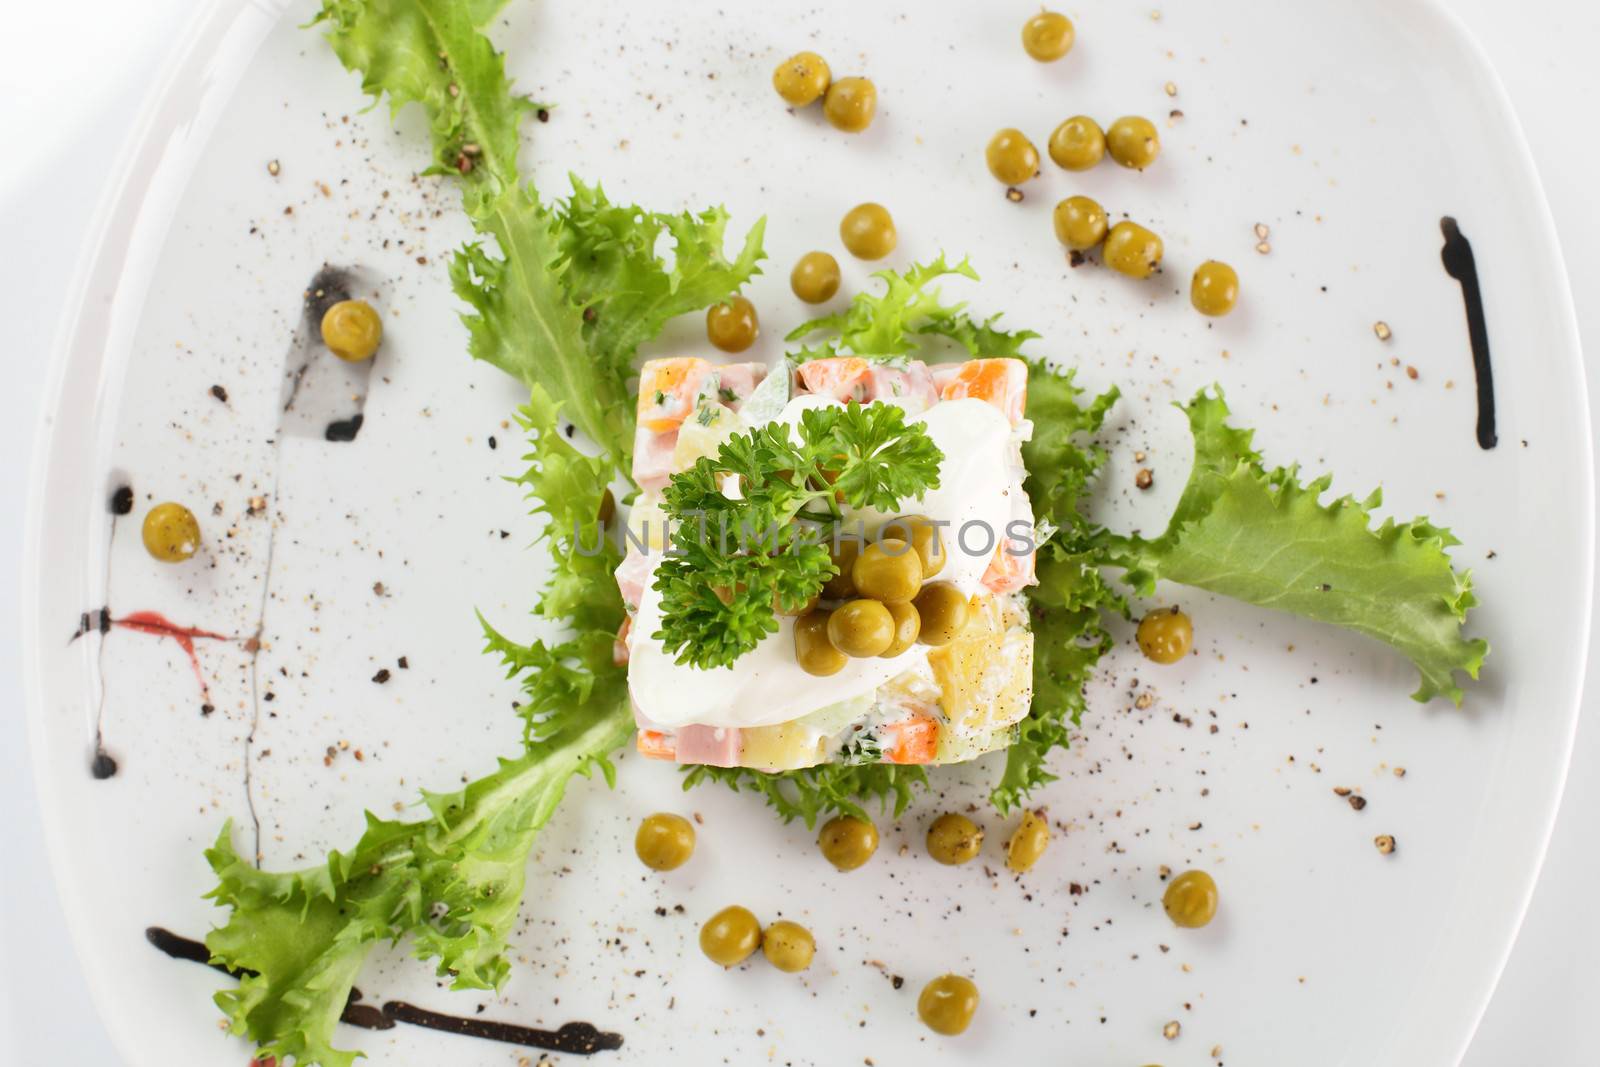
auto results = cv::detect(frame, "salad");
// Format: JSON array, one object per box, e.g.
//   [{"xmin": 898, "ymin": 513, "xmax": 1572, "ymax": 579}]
[{"xmin": 191, "ymin": 2, "xmax": 1488, "ymax": 1064}]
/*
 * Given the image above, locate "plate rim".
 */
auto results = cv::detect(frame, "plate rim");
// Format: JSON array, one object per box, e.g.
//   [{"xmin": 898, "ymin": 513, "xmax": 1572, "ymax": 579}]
[
  {"xmin": 19, "ymin": 0, "xmax": 284, "ymax": 1063},
  {"xmin": 1404, "ymin": 1, "xmax": 1593, "ymax": 1060}
]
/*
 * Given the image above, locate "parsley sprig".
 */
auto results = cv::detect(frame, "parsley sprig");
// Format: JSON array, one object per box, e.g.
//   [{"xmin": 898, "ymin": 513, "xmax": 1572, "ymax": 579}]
[{"xmin": 652, "ymin": 401, "xmax": 943, "ymax": 669}]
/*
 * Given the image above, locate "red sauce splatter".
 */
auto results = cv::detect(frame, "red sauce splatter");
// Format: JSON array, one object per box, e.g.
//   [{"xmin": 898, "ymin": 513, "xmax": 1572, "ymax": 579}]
[{"xmin": 112, "ymin": 611, "xmax": 234, "ymax": 701}]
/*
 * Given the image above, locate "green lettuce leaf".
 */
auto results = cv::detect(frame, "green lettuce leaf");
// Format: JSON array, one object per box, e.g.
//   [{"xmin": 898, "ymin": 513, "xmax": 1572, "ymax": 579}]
[
  {"xmin": 314, "ymin": 0, "xmax": 763, "ymax": 465},
  {"xmin": 1102, "ymin": 388, "xmax": 1487, "ymax": 704}
]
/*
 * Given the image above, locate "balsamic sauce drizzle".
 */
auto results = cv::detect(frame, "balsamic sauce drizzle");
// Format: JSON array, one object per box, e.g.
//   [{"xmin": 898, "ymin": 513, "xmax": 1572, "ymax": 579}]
[
  {"xmin": 324, "ymin": 412, "xmax": 365, "ymax": 442},
  {"xmin": 383, "ymin": 1001, "xmax": 623, "ymax": 1054},
  {"xmin": 146, "ymin": 928, "xmax": 620, "ymax": 1053},
  {"xmin": 1439, "ymin": 216, "xmax": 1497, "ymax": 450}
]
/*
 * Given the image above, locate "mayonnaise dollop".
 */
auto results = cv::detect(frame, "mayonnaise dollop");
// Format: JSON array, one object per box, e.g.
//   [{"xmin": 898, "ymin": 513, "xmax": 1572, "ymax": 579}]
[{"xmin": 628, "ymin": 396, "xmax": 1026, "ymax": 730}]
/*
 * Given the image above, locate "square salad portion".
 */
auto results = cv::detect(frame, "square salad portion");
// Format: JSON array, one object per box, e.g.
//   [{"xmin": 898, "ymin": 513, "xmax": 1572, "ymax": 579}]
[{"xmin": 617, "ymin": 355, "xmax": 1037, "ymax": 772}]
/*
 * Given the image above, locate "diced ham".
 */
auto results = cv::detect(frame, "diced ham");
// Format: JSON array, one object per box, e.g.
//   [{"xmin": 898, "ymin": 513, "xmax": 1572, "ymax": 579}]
[
  {"xmin": 613, "ymin": 549, "xmax": 653, "ymax": 611},
  {"xmin": 865, "ymin": 363, "xmax": 939, "ymax": 413},
  {"xmin": 670, "ymin": 724, "xmax": 743, "ymax": 766},
  {"xmin": 632, "ymin": 424, "xmax": 680, "ymax": 491},
  {"xmin": 716, "ymin": 362, "xmax": 766, "ymax": 408}
]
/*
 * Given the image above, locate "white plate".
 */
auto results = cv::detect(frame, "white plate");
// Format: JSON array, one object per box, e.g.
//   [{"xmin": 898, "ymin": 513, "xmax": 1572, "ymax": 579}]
[{"xmin": 23, "ymin": 1, "xmax": 1590, "ymax": 1064}]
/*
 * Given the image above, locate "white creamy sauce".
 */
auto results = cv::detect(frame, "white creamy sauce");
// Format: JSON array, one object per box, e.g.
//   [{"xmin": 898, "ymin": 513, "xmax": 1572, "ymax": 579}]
[{"xmin": 629, "ymin": 396, "xmax": 1027, "ymax": 731}]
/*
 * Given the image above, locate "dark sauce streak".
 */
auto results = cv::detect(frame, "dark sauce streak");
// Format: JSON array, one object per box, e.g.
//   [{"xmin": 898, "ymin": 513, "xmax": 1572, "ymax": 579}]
[
  {"xmin": 149, "ymin": 929, "xmax": 619, "ymax": 1053},
  {"xmin": 146, "ymin": 927, "xmax": 237, "ymax": 974},
  {"xmin": 75, "ymin": 605, "xmax": 117, "ymax": 778},
  {"xmin": 341, "ymin": 1003, "xmax": 396, "ymax": 1031},
  {"xmin": 71, "ymin": 607, "xmax": 111, "ymax": 641},
  {"xmin": 325, "ymin": 413, "xmax": 364, "ymax": 442},
  {"xmin": 1440, "ymin": 217, "xmax": 1497, "ymax": 449},
  {"xmin": 383, "ymin": 1001, "xmax": 623, "ymax": 1055}
]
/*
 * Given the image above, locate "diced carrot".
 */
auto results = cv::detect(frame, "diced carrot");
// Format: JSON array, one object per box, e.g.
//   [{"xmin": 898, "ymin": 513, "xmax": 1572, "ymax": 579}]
[
  {"xmin": 637, "ymin": 357, "xmax": 714, "ymax": 432},
  {"xmin": 636, "ymin": 729, "xmax": 677, "ymax": 761},
  {"xmin": 939, "ymin": 358, "xmax": 1028, "ymax": 424},
  {"xmin": 883, "ymin": 714, "xmax": 940, "ymax": 765},
  {"xmin": 981, "ymin": 543, "xmax": 1037, "ymax": 594},
  {"xmin": 797, "ymin": 357, "xmax": 872, "ymax": 402}
]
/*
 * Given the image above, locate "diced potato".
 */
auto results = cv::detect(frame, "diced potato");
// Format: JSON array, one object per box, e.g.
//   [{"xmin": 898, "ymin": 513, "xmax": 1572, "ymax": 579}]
[
  {"xmin": 928, "ymin": 595, "xmax": 1034, "ymax": 736},
  {"xmin": 934, "ymin": 724, "xmax": 1017, "ymax": 764},
  {"xmin": 625, "ymin": 494, "xmax": 670, "ymax": 553},
  {"xmin": 673, "ymin": 402, "xmax": 739, "ymax": 468},
  {"xmin": 740, "ymin": 695, "xmax": 870, "ymax": 771}
]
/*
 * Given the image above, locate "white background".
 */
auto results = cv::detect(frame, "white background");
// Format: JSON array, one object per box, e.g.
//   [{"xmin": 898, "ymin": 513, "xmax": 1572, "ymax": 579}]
[{"xmin": 0, "ymin": 1, "xmax": 1594, "ymax": 1062}]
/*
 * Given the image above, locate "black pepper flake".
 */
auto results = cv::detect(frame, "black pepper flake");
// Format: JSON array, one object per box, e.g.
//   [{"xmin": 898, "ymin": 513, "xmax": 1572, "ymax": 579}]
[
  {"xmin": 536, "ymin": 107, "xmax": 550, "ymax": 122},
  {"xmin": 109, "ymin": 486, "xmax": 134, "ymax": 515},
  {"xmin": 201, "ymin": 703, "xmax": 215, "ymax": 717},
  {"xmin": 1348, "ymin": 795, "xmax": 1367, "ymax": 811},
  {"xmin": 372, "ymin": 668, "xmax": 392, "ymax": 684},
  {"xmin": 487, "ymin": 435, "xmax": 497, "ymax": 450},
  {"xmin": 1068, "ymin": 250, "xmax": 1087, "ymax": 268},
  {"xmin": 397, "ymin": 656, "xmax": 409, "ymax": 670},
  {"xmin": 891, "ymin": 975, "xmax": 904, "ymax": 990}
]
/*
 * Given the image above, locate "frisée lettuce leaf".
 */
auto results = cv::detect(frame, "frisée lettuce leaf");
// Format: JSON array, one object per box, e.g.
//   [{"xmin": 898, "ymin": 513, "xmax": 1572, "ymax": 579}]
[
  {"xmin": 786, "ymin": 254, "xmax": 1036, "ymax": 363},
  {"xmin": 1101, "ymin": 389, "xmax": 1488, "ymax": 704}
]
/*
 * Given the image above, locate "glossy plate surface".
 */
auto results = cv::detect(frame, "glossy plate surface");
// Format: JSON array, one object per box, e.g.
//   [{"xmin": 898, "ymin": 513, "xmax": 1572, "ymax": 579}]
[{"xmin": 24, "ymin": 1, "xmax": 1589, "ymax": 1064}]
